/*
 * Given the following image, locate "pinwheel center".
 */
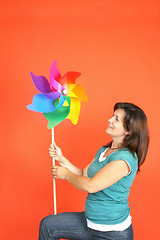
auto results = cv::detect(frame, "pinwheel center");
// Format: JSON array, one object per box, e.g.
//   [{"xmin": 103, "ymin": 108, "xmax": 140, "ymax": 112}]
[{"xmin": 62, "ymin": 89, "xmax": 69, "ymax": 96}]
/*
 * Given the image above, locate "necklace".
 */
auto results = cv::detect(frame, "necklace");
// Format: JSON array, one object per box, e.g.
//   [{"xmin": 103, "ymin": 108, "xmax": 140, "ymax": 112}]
[{"xmin": 110, "ymin": 147, "xmax": 119, "ymax": 151}]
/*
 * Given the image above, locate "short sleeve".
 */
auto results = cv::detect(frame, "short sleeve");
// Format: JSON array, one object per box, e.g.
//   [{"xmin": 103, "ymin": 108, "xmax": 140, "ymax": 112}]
[{"xmin": 108, "ymin": 149, "xmax": 138, "ymax": 174}]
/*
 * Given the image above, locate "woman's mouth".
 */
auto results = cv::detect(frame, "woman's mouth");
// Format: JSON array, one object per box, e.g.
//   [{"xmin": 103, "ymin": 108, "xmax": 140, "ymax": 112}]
[{"xmin": 108, "ymin": 124, "xmax": 113, "ymax": 129}]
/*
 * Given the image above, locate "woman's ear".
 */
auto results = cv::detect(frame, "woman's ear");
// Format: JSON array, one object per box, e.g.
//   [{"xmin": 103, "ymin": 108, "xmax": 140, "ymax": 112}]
[{"xmin": 125, "ymin": 131, "xmax": 130, "ymax": 136}]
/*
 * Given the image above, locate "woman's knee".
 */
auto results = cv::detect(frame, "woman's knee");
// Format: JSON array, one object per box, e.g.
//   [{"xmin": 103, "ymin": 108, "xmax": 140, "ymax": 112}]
[{"xmin": 40, "ymin": 215, "xmax": 56, "ymax": 230}]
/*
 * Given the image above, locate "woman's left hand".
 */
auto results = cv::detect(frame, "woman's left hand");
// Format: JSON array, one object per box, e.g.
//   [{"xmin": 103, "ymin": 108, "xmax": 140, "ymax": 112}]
[{"xmin": 51, "ymin": 166, "xmax": 70, "ymax": 180}]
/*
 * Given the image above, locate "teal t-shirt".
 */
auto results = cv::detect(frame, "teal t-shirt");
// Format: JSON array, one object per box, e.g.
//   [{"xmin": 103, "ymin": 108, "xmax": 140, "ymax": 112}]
[{"xmin": 85, "ymin": 147, "xmax": 138, "ymax": 225}]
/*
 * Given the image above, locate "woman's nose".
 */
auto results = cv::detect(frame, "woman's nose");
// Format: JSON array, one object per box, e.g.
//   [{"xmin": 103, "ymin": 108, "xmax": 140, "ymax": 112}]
[{"xmin": 108, "ymin": 117, "xmax": 113, "ymax": 123}]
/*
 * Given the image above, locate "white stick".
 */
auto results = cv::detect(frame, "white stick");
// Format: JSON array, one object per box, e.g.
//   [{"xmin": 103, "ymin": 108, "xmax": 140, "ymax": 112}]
[{"xmin": 51, "ymin": 127, "xmax": 57, "ymax": 215}]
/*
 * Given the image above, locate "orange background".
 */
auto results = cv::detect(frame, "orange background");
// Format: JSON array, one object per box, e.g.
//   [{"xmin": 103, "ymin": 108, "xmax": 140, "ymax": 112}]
[{"xmin": 0, "ymin": 0, "xmax": 160, "ymax": 239}]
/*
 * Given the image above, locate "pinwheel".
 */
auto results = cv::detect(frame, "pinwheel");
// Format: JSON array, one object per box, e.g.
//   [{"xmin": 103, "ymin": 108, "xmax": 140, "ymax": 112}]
[{"xmin": 27, "ymin": 60, "xmax": 88, "ymax": 214}]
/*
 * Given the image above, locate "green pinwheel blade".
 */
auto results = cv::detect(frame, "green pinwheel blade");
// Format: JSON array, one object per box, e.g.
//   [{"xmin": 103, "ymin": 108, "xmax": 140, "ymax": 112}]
[{"xmin": 43, "ymin": 96, "xmax": 71, "ymax": 129}]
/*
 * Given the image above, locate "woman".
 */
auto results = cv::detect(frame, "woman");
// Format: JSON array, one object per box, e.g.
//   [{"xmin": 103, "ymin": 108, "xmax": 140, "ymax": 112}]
[{"xmin": 39, "ymin": 102, "xmax": 149, "ymax": 240}]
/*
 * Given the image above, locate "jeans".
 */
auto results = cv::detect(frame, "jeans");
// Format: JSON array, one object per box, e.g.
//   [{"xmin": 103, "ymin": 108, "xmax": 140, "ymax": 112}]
[{"xmin": 38, "ymin": 212, "xmax": 133, "ymax": 240}]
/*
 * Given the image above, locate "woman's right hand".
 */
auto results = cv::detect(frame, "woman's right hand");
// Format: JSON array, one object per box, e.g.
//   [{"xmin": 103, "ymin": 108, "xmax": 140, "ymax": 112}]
[{"xmin": 49, "ymin": 144, "xmax": 66, "ymax": 167}]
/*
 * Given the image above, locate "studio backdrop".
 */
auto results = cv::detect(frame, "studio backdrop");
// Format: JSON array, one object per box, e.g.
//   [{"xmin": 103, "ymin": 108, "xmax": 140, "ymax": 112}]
[{"xmin": 0, "ymin": 0, "xmax": 159, "ymax": 239}]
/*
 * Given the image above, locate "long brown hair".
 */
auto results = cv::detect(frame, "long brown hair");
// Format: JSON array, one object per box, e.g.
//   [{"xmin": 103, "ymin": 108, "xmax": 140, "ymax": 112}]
[{"xmin": 105, "ymin": 102, "xmax": 149, "ymax": 171}]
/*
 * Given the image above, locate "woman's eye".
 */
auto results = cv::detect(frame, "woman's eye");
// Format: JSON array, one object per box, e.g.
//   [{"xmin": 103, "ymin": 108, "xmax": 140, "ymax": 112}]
[{"xmin": 116, "ymin": 117, "xmax": 119, "ymax": 121}]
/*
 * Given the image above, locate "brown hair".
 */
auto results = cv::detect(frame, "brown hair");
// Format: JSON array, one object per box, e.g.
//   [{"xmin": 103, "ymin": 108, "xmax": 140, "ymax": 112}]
[{"xmin": 106, "ymin": 102, "xmax": 149, "ymax": 171}]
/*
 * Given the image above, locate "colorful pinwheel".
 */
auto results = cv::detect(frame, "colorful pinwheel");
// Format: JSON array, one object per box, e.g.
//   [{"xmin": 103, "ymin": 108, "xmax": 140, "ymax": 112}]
[
  {"xmin": 27, "ymin": 60, "xmax": 88, "ymax": 128},
  {"xmin": 27, "ymin": 60, "xmax": 88, "ymax": 214}
]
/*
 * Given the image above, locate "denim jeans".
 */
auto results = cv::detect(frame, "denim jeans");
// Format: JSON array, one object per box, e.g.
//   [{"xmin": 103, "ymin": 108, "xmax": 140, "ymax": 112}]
[{"xmin": 38, "ymin": 212, "xmax": 133, "ymax": 240}]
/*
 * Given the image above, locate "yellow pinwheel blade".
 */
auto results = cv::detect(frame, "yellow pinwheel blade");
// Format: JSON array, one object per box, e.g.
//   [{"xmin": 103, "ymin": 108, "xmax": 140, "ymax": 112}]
[
  {"xmin": 66, "ymin": 97, "xmax": 81, "ymax": 125},
  {"xmin": 67, "ymin": 84, "xmax": 88, "ymax": 102}
]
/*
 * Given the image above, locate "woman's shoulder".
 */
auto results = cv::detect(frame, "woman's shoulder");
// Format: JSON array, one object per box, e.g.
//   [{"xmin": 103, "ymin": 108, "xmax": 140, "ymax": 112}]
[
  {"xmin": 113, "ymin": 148, "xmax": 137, "ymax": 158},
  {"xmin": 110, "ymin": 148, "xmax": 138, "ymax": 171}
]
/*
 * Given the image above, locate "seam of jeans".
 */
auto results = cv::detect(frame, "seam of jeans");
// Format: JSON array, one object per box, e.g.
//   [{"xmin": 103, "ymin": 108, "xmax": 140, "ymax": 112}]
[{"xmin": 50, "ymin": 229, "xmax": 85, "ymax": 238}]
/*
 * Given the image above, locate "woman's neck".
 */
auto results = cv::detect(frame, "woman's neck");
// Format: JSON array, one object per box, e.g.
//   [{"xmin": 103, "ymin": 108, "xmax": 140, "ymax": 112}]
[{"xmin": 111, "ymin": 140, "xmax": 123, "ymax": 150}]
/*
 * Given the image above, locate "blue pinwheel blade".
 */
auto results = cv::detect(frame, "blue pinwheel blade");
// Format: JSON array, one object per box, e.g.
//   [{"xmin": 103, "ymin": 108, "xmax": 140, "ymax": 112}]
[{"xmin": 27, "ymin": 92, "xmax": 65, "ymax": 113}]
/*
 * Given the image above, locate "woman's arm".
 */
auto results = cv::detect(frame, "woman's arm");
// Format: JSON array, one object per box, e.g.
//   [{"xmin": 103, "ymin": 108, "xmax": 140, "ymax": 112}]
[
  {"xmin": 49, "ymin": 144, "xmax": 94, "ymax": 176},
  {"xmin": 52, "ymin": 160, "xmax": 130, "ymax": 193}
]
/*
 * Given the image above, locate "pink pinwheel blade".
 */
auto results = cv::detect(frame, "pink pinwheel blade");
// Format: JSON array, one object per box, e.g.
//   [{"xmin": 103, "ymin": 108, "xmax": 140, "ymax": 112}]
[
  {"xmin": 30, "ymin": 72, "xmax": 52, "ymax": 93},
  {"xmin": 50, "ymin": 76, "xmax": 65, "ymax": 94},
  {"xmin": 50, "ymin": 60, "xmax": 61, "ymax": 82}
]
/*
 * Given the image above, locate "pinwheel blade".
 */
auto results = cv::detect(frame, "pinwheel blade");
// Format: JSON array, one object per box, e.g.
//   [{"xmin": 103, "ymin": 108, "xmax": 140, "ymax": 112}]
[
  {"xmin": 30, "ymin": 72, "xmax": 52, "ymax": 93},
  {"xmin": 43, "ymin": 106, "xmax": 70, "ymax": 129},
  {"xmin": 50, "ymin": 60, "xmax": 61, "ymax": 81},
  {"xmin": 50, "ymin": 76, "xmax": 65, "ymax": 94},
  {"xmin": 27, "ymin": 93, "xmax": 65, "ymax": 113},
  {"xmin": 60, "ymin": 72, "xmax": 81, "ymax": 86},
  {"xmin": 43, "ymin": 96, "xmax": 71, "ymax": 129},
  {"xmin": 66, "ymin": 98, "xmax": 81, "ymax": 125},
  {"xmin": 67, "ymin": 84, "xmax": 88, "ymax": 102}
]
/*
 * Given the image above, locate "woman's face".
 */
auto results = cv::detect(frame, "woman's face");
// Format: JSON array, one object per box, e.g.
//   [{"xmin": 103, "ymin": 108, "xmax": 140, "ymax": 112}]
[{"xmin": 106, "ymin": 108, "xmax": 128, "ymax": 140}]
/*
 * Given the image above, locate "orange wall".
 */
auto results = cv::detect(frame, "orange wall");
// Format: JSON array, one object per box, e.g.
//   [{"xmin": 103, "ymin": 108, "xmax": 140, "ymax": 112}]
[{"xmin": 0, "ymin": 0, "xmax": 160, "ymax": 239}]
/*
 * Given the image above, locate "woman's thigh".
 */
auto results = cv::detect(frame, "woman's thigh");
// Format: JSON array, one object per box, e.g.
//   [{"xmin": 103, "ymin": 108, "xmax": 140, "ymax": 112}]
[
  {"xmin": 89, "ymin": 224, "xmax": 133, "ymax": 240},
  {"xmin": 39, "ymin": 212, "xmax": 93, "ymax": 240}
]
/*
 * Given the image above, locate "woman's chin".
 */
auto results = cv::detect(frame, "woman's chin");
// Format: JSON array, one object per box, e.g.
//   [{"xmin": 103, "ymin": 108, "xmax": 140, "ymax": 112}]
[{"xmin": 106, "ymin": 128, "xmax": 111, "ymax": 134}]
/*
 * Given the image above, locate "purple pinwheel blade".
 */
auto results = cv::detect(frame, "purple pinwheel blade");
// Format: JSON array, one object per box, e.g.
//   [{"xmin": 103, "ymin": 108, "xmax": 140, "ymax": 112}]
[{"xmin": 30, "ymin": 72, "xmax": 52, "ymax": 93}]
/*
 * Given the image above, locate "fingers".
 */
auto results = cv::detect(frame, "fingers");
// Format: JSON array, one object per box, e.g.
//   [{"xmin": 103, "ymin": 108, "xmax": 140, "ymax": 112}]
[
  {"xmin": 49, "ymin": 144, "xmax": 57, "ymax": 158},
  {"xmin": 49, "ymin": 144, "xmax": 56, "ymax": 151},
  {"xmin": 49, "ymin": 148, "xmax": 56, "ymax": 157},
  {"xmin": 50, "ymin": 142, "xmax": 57, "ymax": 149},
  {"xmin": 49, "ymin": 143, "xmax": 57, "ymax": 151},
  {"xmin": 51, "ymin": 166, "xmax": 58, "ymax": 178},
  {"xmin": 49, "ymin": 143, "xmax": 62, "ymax": 157}
]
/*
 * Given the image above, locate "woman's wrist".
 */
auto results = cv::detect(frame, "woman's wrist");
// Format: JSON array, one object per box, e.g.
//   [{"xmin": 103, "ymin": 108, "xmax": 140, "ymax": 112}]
[
  {"xmin": 65, "ymin": 171, "xmax": 72, "ymax": 181},
  {"xmin": 59, "ymin": 155, "xmax": 68, "ymax": 166}
]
